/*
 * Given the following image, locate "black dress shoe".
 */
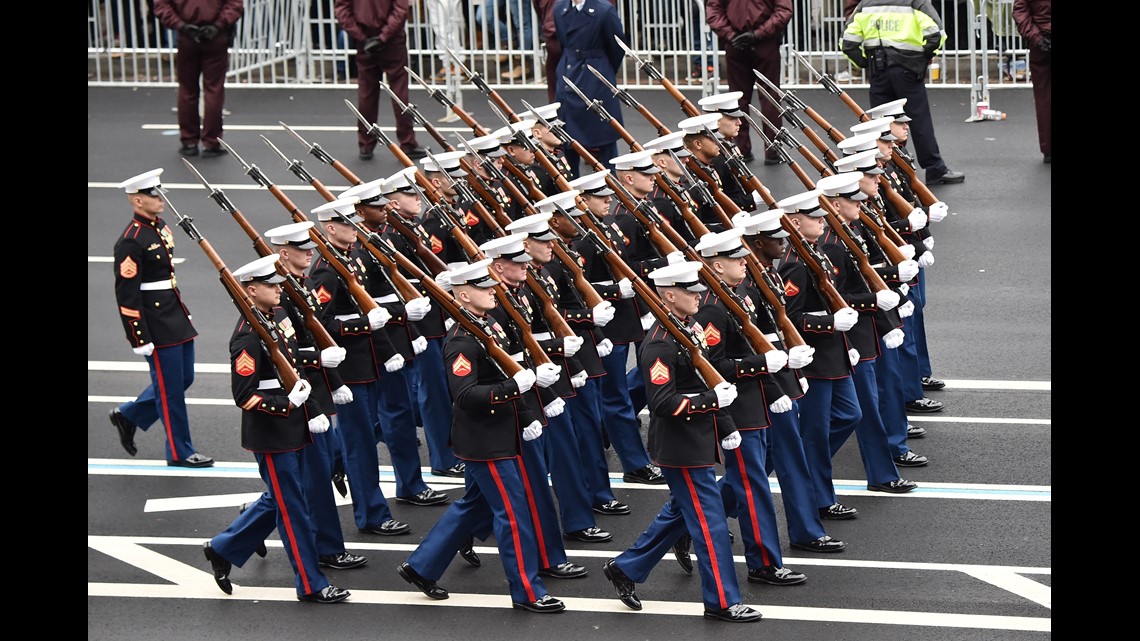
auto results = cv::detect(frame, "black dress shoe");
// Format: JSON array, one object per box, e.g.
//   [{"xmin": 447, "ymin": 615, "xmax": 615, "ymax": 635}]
[
  {"xmin": 458, "ymin": 535, "xmax": 480, "ymax": 567},
  {"xmin": 109, "ymin": 408, "xmax": 138, "ymax": 456},
  {"xmin": 622, "ymin": 464, "xmax": 666, "ymax": 485},
  {"xmin": 869, "ymin": 478, "xmax": 918, "ymax": 493},
  {"xmin": 741, "ymin": 151, "xmax": 755, "ymax": 163},
  {"xmin": 331, "ymin": 471, "xmax": 348, "ymax": 497},
  {"xmin": 319, "ymin": 552, "xmax": 368, "ymax": 569},
  {"xmin": 395, "ymin": 487, "xmax": 450, "ymax": 506},
  {"xmin": 748, "ymin": 565, "xmax": 807, "ymax": 586},
  {"xmin": 906, "ymin": 398, "xmax": 944, "ymax": 413},
  {"xmin": 539, "ymin": 561, "xmax": 588, "ymax": 579},
  {"xmin": 593, "ymin": 499, "xmax": 631, "ymax": 515},
  {"xmin": 359, "ymin": 146, "xmax": 374, "ymax": 160},
  {"xmin": 926, "ymin": 169, "xmax": 965, "ymax": 184},
  {"xmin": 179, "ymin": 144, "xmax": 199, "ymax": 157},
  {"xmin": 202, "ymin": 542, "xmax": 232, "ymax": 594},
  {"xmin": 168, "ymin": 452, "xmax": 214, "ymax": 468},
  {"xmin": 201, "ymin": 145, "xmax": 228, "ymax": 157},
  {"xmin": 403, "ymin": 145, "xmax": 429, "ymax": 159},
  {"xmin": 238, "ymin": 503, "xmax": 268, "ymax": 558},
  {"xmin": 298, "ymin": 584, "xmax": 350, "ymax": 603},
  {"xmin": 789, "ymin": 535, "xmax": 845, "ymax": 553},
  {"xmin": 566, "ymin": 526, "xmax": 612, "ymax": 543},
  {"xmin": 672, "ymin": 533, "xmax": 693, "ymax": 574},
  {"xmin": 1043, "ymin": 153, "xmax": 1051, "ymax": 164},
  {"xmin": 397, "ymin": 562, "xmax": 449, "ymax": 599},
  {"xmin": 920, "ymin": 376, "xmax": 946, "ymax": 391},
  {"xmin": 431, "ymin": 462, "xmax": 466, "ymax": 477},
  {"xmin": 818, "ymin": 502, "xmax": 858, "ymax": 520},
  {"xmin": 764, "ymin": 156, "xmax": 785, "ymax": 166},
  {"xmin": 907, "ymin": 424, "xmax": 926, "ymax": 439},
  {"xmin": 602, "ymin": 559, "xmax": 641, "ymax": 610},
  {"xmin": 512, "ymin": 594, "xmax": 565, "ymax": 613},
  {"xmin": 894, "ymin": 451, "xmax": 928, "ymax": 467},
  {"xmin": 704, "ymin": 603, "xmax": 762, "ymax": 622},
  {"xmin": 360, "ymin": 519, "xmax": 410, "ymax": 536}
]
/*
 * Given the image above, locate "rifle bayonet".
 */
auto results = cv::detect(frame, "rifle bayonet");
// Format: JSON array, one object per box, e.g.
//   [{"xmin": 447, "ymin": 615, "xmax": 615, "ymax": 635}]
[
  {"xmin": 407, "ymin": 66, "xmax": 457, "ymax": 109},
  {"xmin": 279, "ymin": 121, "xmax": 336, "ymax": 166},
  {"xmin": 181, "ymin": 158, "xmax": 236, "ymax": 214},
  {"xmin": 343, "ymin": 98, "xmax": 394, "ymax": 147},
  {"xmin": 218, "ymin": 139, "xmax": 271, "ymax": 189},
  {"xmin": 261, "ymin": 135, "xmax": 318, "ymax": 185}
]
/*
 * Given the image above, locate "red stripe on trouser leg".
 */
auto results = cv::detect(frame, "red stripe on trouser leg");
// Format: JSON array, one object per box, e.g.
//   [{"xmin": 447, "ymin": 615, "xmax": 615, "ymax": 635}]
[
  {"xmin": 515, "ymin": 454, "xmax": 551, "ymax": 569},
  {"xmin": 682, "ymin": 467, "xmax": 729, "ymax": 610},
  {"xmin": 489, "ymin": 459, "xmax": 537, "ymax": 603},
  {"xmin": 267, "ymin": 453, "xmax": 314, "ymax": 596}
]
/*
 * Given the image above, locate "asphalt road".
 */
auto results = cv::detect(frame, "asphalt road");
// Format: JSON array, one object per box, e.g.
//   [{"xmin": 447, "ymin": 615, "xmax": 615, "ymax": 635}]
[{"xmin": 88, "ymin": 82, "xmax": 1050, "ymax": 640}]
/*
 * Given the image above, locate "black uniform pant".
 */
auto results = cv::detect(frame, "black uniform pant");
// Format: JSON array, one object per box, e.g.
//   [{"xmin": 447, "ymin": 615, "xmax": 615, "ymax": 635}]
[
  {"xmin": 174, "ymin": 31, "xmax": 230, "ymax": 149},
  {"xmin": 724, "ymin": 37, "xmax": 781, "ymax": 159},
  {"xmin": 869, "ymin": 64, "xmax": 948, "ymax": 180},
  {"xmin": 1027, "ymin": 48, "xmax": 1050, "ymax": 156}
]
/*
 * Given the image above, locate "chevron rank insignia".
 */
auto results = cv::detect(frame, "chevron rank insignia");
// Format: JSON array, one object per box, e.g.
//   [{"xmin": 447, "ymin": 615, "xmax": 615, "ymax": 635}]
[
  {"xmin": 430, "ymin": 235, "xmax": 444, "ymax": 254},
  {"xmin": 703, "ymin": 323, "xmax": 721, "ymax": 346},
  {"xmin": 784, "ymin": 280, "xmax": 799, "ymax": 297},
  {"xmin": 315, "ymin": 285, "xmax": 332, "ymax": 304},
  {"xmin": 451, "ymin": 353, "xmax": 472, "ymax": 376},
  {"xmin": 649, "ymin": 358, "xmax": 670, "ymax": 385},
  {"xmin": 235, "ymin": 350, "xmax": 256, "ymax": 377},
  {"xmin": 119, "ymin": 256, "xmax": 138, "ymax": 278}
]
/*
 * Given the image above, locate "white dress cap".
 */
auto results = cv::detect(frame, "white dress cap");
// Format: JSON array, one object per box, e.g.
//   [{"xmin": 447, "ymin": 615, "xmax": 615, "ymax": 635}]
[
  {"xmin": 420, "ymin": 149, "xmax": 469, "ymax": 177},
  {"xmin": 520, "ymin": 102, "xmax": 564, "ymax": 126},
  {"xmin": 697, "ymin": 91, "xmax": 745, "ymax": 117},
  {"xmin": 836, "ymin": 131, "xmax": 882, "ymax": 155},
  {"xmin": 464, "ymin": 133, "xmax": 507, "ymax": 158},
  {"xmin": 850, "ymin": 116, "xmax": 897, "ymax": 141},
  {"xmin": 647, "ymin": 260, "xmax": 707, "ymax": 292},
  {"xmin": 505, "ymin": 212, "xmax": 558, "ymax": 241},
  {"xmin": 264, "ymin": 220, "xmax": 317, "ymax": 249},
  {"xmin": 693, "ymin": 227, "xmax": 751, "ymax": 258},
  {"xmin": 479, "ymin": 232, "xmax": 533, "ymax": 263},
  {"xmin": 678, "ymin": 112, "xmax": 723, "ymax": 136},
  {"xmin": 568, "ymin": 170, "xmax": 615, "ymax": 196},
  {"xmin": 816, "ymin": 172, "xmax": 867, "ymax": 201},
  {"xmin": 833, "ymin": 148, "xmax": 884, "ymax": 175},
  {"xmin": 642, "ymin": 131, "xmax": 691, "ymax": 157},
  {"xmin": 610, "ymin": 149, "xmax": 660, "ymax": 174},
  {"xmin": 340, "ymin": 178, "xmax": 390, "ymax": 206},
  {"xmin": 732, "ymin": 209, "xmax": 789, "ymax": 238},
  {"xmin": 865, "ymin": 98, "xmax": 911, "ymax": 122},
  {"xmin": 776, "ymin": 189, "xmax": 825, "ymax": 216},
  {"xmin": 494, "ymin": 119, "xmax": 538, "ymax": 146},
  {"xmin": 312, "ymin": 196, "xmax": 362, "ymax": 222},
  {"xmin": 118, "ymin": 168, "xmax": 164, "ymax": 195},
  {"xmin": 382, "ymin": 166, "xmax": 419, "ymax": 194},
  {"xmin": 449, "ymin": 257, "xmax": 498, "ymax": 288},
  {"xmin": 232, "ymin": 254, "xmax": 285, "ymax": 284},
  {"xmin": 533, "ymin": 189, "xmax": 584, "ymax": 216}
]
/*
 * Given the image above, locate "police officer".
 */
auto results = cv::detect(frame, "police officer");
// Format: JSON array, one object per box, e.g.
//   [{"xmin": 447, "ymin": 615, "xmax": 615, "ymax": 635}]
[
  {"xmin": 109, "ymin": 168, "xmax": 213, "ymax": 468},
  {"xmin": 202, "ymin": 254, "xmax": 349, "ymax": 604}
]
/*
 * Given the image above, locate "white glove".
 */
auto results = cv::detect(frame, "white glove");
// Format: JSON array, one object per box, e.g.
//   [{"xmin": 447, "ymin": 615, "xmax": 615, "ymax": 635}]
[
  {"xmin": 368, "ymin": 306, "xmax": 391, "ymax": 330},
  {"xmin": 592, "ymin": 301, "xmax": 616, "ymax": 327},
  {"xmin": 883, "ymin": 328, "xmax": 905, "ymax": 349},
  {"xmin": 308, "ymin": 413, "xmax": 330, "ymax": 433},
  {"xmin": 544, "ymin": 397, "xmax": 566, "ymax": 417},
  {"xmin": 132, "ymin": 342, "xmax": 155, "ymax": 357},
  {"xmin": 595, "ymin": 338, "xmax": 614, "ymax": 358},
  {"xmin": 907, "ymin": 208, "xmax": 927, "ymax": 231},
  {"xmin": 714, "ymin": 381, "xmax": 738, "ymax": 407},
  {"xmin": 570, "ymin": 370, "xmax": 588, "ymax": 388},
  {"xmin": 918, "ymin": 251, "xmax": 935, "ymax": 268},
  {"xmin": 928, "ymin": 201, "xmax": 948, "ymax": 223},
  {"xmin": 897, "ymin": 282, "xmax": 910, "ymax": 297},
  {"xmin": 411, "ymin": 336, "xmax": 428, "ymax": 355},
  {"xmin": 617, "ymin": 277, "xmax": 635, "ymax": 299},
  {"xmin": 320, "ymin": 345, "xmax": 346, "ymax": 368},
  {"xmin": 535, "ymin": 362, "xmax": 562, "ymax": 388},
  {"xmin": 563, "ymin": 335, "xmax": 584, "ymax": 357},
  {"xmin": 897, "ymin": 243, "xmax": 916, "ymax": 260},
  {"xmin": 799, "ymin": 377, "xmax": 809, "ymax": 394},
  {"xmin": 923, "ymin": 236, "xmax": 935, "ymax": 251},
  {"xmin": 720, "ymin": 430, "xmax": 742, "ymax": 450},
  {"xmin": 513, "ymin": 368, "xmax": 537, "ymax": 393},
  {"xmin": 898, "ymin": 300, "xmax": 915, "ymax": 318},
  {"xmin": 875, "ymin": 289, "xmax": 900, "ymax": 311},
  {"xmin": 384, "ymin": 353, "xmax": 406, "ymax": 372},
  {"xmin": 665, "ymin": 250, "xmax": 685, "ymax": 265},
  {"xmin": 751, "ymin": 190, "xmax": 764, "ymax": 207},
  {"xmin": 332, "ymin": 385, "xmax": 354, "ymax": 405},
  {"xmin": 522, "ymin": 419, "xmax": 543, "ymax": 441},
  {"xmin": 287, "ymin": 379, "xmax": 312, "ymax": 407},
  {"xmin": 833, "ymin": 307, "xmax": 859, "ymax": 332},
  {"xmin": 640, "ymin": 312, "xmax": 655, "ymax": 331},
  {"xmin": 764, "ymin": 349, "xmax": 788, "ymax": 373},
  {"xmin": 434, "ymin": 269, "xmax": 453, "ymax": 292},
  {"xmin": 769, "ymin": 394, "xmax": 793, "ymax": 413},
  {"xmin": 897, "ymin": 259, "xmax": 919, "ymax": 282},
  {"xmin": 848, "ymin": 348, "xmax": 860, "ymax": 367},
  {"xmin": 404, "ymin": 297, "xmax": 432, "ymax": 321},
  {"xmin": 787, "ymin": 344, "xmax": 815, "ymax": 369},
  {"xmin": 444, "ymin": 317, "xmax": 456, "ymax": 331}
]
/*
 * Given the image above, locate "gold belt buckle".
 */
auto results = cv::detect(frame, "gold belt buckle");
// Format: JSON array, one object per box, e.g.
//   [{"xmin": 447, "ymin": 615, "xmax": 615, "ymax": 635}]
[{"xmin": 170, "ymin": 275, "xmax": 177, "ymax": 289}]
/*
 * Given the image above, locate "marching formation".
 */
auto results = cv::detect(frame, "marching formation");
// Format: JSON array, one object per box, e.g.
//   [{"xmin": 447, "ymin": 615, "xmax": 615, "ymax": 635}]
[{"xmin": 108, "ymin": 47, "xmax": 956, "ymax": 619}]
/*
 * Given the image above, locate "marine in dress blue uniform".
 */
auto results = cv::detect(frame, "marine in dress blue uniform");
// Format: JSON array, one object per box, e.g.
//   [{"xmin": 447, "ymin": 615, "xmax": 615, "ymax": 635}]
[
  {"xmin": 110, "ymin": 168, "xmax": 212, "ymax": 468},
  {"xmin": 679, "ymin": 113, "xmax": 740, "ymax": 233}
]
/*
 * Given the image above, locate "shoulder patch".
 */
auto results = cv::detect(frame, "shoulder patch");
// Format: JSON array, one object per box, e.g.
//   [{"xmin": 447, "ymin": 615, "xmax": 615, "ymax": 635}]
[
  {"xmin": 315, "ymin": 285, "xmax": 332, "ymax": 304},
  {"xmin": 463, "ymin": 210, "xmax": 479, "ymax": 227},
  {"xmin": 430, "ymin": 235, "xmax": 444, "ymax": 254},
  {"xmin": 235, "ymin": 350, "xmax": 256, "ymax": 377},
  {"xmin": 452, "ymin": 353, "xmax": 472, "ymax": 376},
  {"xmin": 784, "ymin": 280, "xmax": 800, "ymax": 297},
  {"xmin": 649, "ymin": 358, "xmax": 670, "ymax": 385},
  {"xmin": 703, "ymin": 322, "xmax": 721, "ymax": 346},
  {"xmin": 119, "ymin": 256, "xmax": 138, "ymax": 279}
]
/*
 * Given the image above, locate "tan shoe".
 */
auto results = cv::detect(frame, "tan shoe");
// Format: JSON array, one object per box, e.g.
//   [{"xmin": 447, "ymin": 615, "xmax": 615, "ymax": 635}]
[{"xmin": 501, "ymin": 63, "xmax": 525, "ymax": 80}]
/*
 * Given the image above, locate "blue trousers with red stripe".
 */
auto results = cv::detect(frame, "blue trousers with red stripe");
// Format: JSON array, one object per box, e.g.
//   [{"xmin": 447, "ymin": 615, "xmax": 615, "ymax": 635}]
[
  {"xmin": 799, "ymin": 376, "xmax": 861, "ymax": 511},
  {"xmin": 615, "ymin": 465, "xmax": 741, "ymax": 611},
  {"xmin": 336, "ymin": 380, "xmax": 396, "ymax": 530},
  {"xmin": 373, "ymin": 367, "xmax": 430, "ymax": 498},
  {"xmin": 720, "ymin": 429, "xmax": 783, "ymax": 570},
  {"xmin": 600, "ymin": 344, "xmax": 652, "ymax": 473},
  {"xmin": 542, "ymin": 409, "xmax": 599, "ymax": 535},
  {"xmin": 875, "ymin": 340, "xmax": 911, "ymax": 459},
  {"xmin": 765, "ymin": 401, "xmax": 829, "ymax": 545},
  {"xmin": 566, "ymin": 377, "xmax": 618, "ymax": 506},
  {"xmin": 829, "ymin": 360, "xmax": 901, "ymax": 489},
  {"xmin": 407, "ymin": 336, "xmax": 458, "ymax": 472},
  {"xmin": 518, "ymin": 435, "xmax": 569, "ymax": 569},
  {"xmin": 210, "ymin": 448, "xmax": 329, "ymax": 597},
  {"xmin": 406, "ymin": 457, "xmax": 549, "ymax": 605},
  {"xmin": 304, "ymin": 426, "xmax": 348, "ymax": 556},
  {"xmin": 118, "ymin": 340, "xmax": 199, "ymax": 463}
]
